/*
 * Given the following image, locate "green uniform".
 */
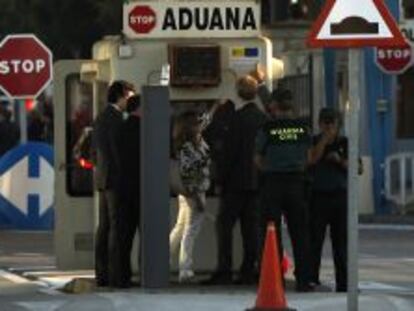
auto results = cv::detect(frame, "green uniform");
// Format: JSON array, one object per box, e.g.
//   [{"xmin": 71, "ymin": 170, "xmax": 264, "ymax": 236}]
[
  {"xmin": 255, "ymin": 118, "xmax": 310, "ymax": 172},
  {"xmin": 256, "ymin": 117, "xmax": 312, "ymax": 290}
]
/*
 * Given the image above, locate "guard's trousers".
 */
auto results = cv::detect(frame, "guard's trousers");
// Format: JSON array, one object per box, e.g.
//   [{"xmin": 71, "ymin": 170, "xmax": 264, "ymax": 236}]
[
  {"xmin": 260, "ymin": 172, "xmax": 311, "ymax": 286},
  {"xmin": 310, "ymin": 190, "xmax": 347, "ymax": 291}
]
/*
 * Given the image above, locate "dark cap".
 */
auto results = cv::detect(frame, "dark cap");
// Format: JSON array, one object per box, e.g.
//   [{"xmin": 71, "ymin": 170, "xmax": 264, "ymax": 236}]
[
  {"xmin": 319, "ymin": 108, "xmax": 339, "ymax": 123},
  {"xmin": 270, "ymin": 88, "xmax": 293, "ymax": 112},
  {"xmin": 271, "ymin": 88, "xmax": 293, "ymax": 104}
]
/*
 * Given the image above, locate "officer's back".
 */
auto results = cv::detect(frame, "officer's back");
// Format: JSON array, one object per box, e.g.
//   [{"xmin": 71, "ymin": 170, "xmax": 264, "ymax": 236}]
[
  {"xmin": 255, "ymin": 89, "xmax": 310, "ymax": 174},
  {"xmin": 255, "ymin": 88, "xmax": 314, "ymax": 292}
]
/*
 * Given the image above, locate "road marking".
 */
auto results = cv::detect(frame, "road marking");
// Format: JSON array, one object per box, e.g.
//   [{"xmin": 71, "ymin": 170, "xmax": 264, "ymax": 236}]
[
  {"xmin": 0, "ymin": 269, "xmax": 62, "ymax": 295},
  {"xmin": 9, "ymin": 266, "xmax": 56, "ymax": 273},
  {"xmin": 359, "ymin": 281, "xmax": 412, "ymax": 292},
  {"xmin": 14, "ymin": 301, "xmax": 66, "ymax": 311},
  {"xmin": 359, "ymin": 224, "xmax": 414, "ymax": 231},
  {"xmin": 0, "ymin": 269, "xmax": 31, "ymax": 284}
]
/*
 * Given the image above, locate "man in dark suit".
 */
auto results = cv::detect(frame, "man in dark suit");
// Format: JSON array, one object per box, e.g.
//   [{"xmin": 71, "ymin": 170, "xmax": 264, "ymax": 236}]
[
  {"xmin": 119, "ymin": 95, "xmax": 141, "ymax": 286},
  {"xmin": 203, "ymin": 75, "xmax": 267, "ymax": 285},
  {"xmin": 93, "ymin": 80, "xmax": 135, "ymax": 288}
]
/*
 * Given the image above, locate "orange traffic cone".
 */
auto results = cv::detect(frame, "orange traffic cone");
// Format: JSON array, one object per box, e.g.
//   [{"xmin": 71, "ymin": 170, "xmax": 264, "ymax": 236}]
[{"xmin": 246, "ymin": 222, "xmax": 296, "ymax": 311}]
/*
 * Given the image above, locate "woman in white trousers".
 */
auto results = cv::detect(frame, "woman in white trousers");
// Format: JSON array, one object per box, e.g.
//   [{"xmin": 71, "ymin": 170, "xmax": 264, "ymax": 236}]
[{"xmin": 170, "ymin": 111, "xmax": 210, "ymax": 283}]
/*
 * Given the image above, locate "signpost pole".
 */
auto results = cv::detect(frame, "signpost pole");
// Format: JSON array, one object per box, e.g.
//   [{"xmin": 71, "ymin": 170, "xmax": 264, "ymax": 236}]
[
  {"xmin": 347, "ymin": 48, "xmax": 361, "ymax": 311},
  {"xmin": 17, "ymin": 99, "xmax": 27, "ymax": 144}
]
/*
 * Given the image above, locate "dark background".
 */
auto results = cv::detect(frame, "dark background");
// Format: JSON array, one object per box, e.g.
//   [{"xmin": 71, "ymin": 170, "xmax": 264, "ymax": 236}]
[{"xmin": 0, "ymin": 0, "xmax": 124, "ymax": 59}]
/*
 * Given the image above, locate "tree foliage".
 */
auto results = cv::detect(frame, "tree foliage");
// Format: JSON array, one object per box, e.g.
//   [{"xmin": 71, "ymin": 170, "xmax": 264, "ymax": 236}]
[{"xmin": 0, "ymin": 0, "xmax": 124, "ymax": 59}]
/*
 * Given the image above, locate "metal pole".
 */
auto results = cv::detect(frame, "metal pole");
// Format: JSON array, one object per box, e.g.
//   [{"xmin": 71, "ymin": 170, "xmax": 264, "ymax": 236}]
[
  {"xmin": 347, "ymin": 48, "xmax": 360, "ymax": 311},
  {"xmin": 141, "ymin": 85, "xmax": 170, "ymax": 288},
  {"xmin": 18, "ymin": 99, "xmax": 27, "ymax": 144}
]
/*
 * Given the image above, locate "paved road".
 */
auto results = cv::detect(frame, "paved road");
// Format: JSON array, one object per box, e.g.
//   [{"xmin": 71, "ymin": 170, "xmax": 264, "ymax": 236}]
[{"xmin": 0, "ymin": 225, "xmax": 413, "ymax": 310}]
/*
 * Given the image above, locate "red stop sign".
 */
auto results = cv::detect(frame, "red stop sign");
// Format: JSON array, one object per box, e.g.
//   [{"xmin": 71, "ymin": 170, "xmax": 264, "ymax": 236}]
[
  {"xmin": 375, "ymin": 43, "xmax": 413, "ymax": 74},
  {"xmin": 0, "ymin": 34, "xmax": 52, "ymax": 99},
  {"xmin": 129, "ymin": 5, "xmax": 157, "ymax": 34}
]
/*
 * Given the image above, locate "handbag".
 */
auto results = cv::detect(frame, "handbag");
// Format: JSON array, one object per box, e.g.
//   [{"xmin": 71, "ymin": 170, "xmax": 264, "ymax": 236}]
[{"xmin": 169, "ymin": 158, "xmax": 186, "ymax": 195}]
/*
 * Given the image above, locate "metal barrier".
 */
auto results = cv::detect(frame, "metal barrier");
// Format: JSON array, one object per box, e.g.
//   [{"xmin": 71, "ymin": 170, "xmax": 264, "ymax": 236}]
[{"xmin": 385, "ymin": 153, "xmax": 414, "ymax": 214}]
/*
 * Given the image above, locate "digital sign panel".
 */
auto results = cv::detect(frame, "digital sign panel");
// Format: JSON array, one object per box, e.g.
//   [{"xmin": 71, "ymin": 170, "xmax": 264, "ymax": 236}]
[{"xmin": 169, "ymin": 45, "xmax": 221, "ymax": 87}]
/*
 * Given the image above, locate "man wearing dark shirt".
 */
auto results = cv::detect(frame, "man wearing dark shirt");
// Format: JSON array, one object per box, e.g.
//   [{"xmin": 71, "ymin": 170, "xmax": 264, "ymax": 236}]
[
  {"xmin": 93, "ymin": 80, "xmax": 135, "ymax": 288},
  {"xmin": 308, "ymin": 108, "xmax": 348, "ymax": 292},
  {"xmin": 119, "ymin": 95, "xmax": 141, "ymax": 286},
  {"xmin": 203, "ymin": 75, "xmax": 266, "ymax": 285},
  {"xmin": 255, "ymin": 88, "xmax": 313, "ymax": 292}
]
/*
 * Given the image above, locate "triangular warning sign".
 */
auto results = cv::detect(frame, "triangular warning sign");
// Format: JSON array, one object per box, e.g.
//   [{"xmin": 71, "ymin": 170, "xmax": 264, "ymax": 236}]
[{"xmin": 307, "ymin": 0, "xmax": 406, "ymax": 48}]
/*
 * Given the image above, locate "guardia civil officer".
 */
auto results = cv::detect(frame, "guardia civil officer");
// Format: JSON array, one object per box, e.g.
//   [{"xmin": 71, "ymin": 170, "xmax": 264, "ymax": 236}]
[
  {"xmin": 308, "ymin": 108, "xmax": 348, "ymax": 292},
  {"xmin": 254, "ymin": 88, "xmax": 313, "ymax": 292},
  {"xmin": 93, "ymin": 80, "xmax": 135, "ymax": 288}
]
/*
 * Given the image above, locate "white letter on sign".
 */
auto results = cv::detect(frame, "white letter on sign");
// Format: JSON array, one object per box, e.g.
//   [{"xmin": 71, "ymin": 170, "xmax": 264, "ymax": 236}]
[
  {"xmin": 22, "ymin": 60, "xmax": 35, "ymax": 73},
  {"xmin": 10, "ymin": 60, "xmax": 22, "ymax": 73},
  {"xmin": 36, "ymin": 59, "xmax": 46, "ymax": 72},
  {"xmin": 0, "ymin": 61, "xmax": 9, "ymax": 74},
  {"xmin": 395, "ymin": 50, "xmax": 402, "ymax": 58}
]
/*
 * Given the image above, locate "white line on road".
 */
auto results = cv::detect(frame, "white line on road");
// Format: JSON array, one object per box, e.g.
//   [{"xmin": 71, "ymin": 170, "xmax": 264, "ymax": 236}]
[
  {"xmin": 359, "ymin": 224, "xmax": 414, "ymax": 231},
  {"xmin": 359, "ymin": 281, "xmax": 411, "ymax": 292},
  {"xmin": 0, "ymin": 269, "xmax": 32, "ymax": 284},
  {"xmin": 0, "ymin": 269, "xmax": 62, "ymax": 295},
  {"xmin": 14, "ymin": 301, "xmax": 67, "ymax": 311}
]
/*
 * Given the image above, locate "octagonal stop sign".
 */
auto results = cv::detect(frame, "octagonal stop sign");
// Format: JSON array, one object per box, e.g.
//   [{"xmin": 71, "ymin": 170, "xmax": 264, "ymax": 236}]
[
  {"xmin": 129, "ymin": 5, "xmax": 157, "ymax": 34},
  {"xmin": 0, "ymin": 34, "xmax": 53, "ymax": 99},
  {"xmin": 375, "ymin": 43, "xmax": 413, "ymax": 74}
]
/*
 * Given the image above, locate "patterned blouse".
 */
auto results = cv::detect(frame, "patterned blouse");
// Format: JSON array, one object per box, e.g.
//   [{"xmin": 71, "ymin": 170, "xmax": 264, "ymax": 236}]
[{"xmin": 178, "ymin": 139, "xmax": 211, "ymax": 194}]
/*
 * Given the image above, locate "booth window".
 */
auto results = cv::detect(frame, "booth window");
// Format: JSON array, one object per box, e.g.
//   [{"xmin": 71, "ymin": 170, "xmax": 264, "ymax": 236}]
[
  {"xmin": 397, "ymin": 67, "xmax": 414, "ymax": 138},
  {"xmin": 65, "ymin": 74, "xmax": 94, "ymax": 196},
  {"xmin": 169, "ymin": 45, "xmax": 221, "ymax": 87}
]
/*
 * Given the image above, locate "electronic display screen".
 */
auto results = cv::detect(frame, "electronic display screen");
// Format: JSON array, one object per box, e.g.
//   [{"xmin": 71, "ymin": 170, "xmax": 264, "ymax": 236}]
[{"xmin": 169, "ymin": 45, "xmax": 221, "ymax": 87}]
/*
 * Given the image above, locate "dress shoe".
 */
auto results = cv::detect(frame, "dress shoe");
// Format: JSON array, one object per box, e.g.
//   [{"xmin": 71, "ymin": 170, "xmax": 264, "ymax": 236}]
[
  {"xmin": 336, "ymin": 286, "xmax": 347, "ymax": 292},
  {"xmin": 295, "ymin": 282, "xmax": 315, "ymax": 292},
  {"xmin": 95, "ymin": 280, "xmax": 108, "ymax": 287},
  {"xmin": 113, "ymin": 281, "xmax": 131, "ymax": 289},
  {"xmin": 233, "ymin": 273, "xmax": 257, "ymax": 285},
  {"xmin": 200, "ymin": 273, "xmax": 233, "ymax": 285},
  {"xmin": 309, "ymin": 279, "xmax": 321, "ymax": 287}
]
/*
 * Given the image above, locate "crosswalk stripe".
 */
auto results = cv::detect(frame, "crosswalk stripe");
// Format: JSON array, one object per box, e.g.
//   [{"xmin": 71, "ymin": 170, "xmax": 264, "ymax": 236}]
[
  {"xmin": 0, "ymin": 269, "xmax": 31, "ymax": 284},
  {"xmin": 14, "ymin": 301, "xmax": 67, "ymax": 311},
  {"xmin": 359, "ymin": 224, "xmax": 414, "ymax": 231}
]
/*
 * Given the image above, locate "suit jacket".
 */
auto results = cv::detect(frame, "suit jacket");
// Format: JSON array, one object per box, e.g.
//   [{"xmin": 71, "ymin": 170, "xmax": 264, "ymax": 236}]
[
  {"xmin": 203, "ymin": 100, "xmax": 236, "ymax": 185},
  {"xmin": 119, "ymin": 115, "xmax": 140, "ymax": 198},
  {"xmin": 93, "ymin": 105, "xmax": 124, "ymax": 191},
  {"xmin": 222, "ymin": 102, "xmax": 267, "ymax": 192}
]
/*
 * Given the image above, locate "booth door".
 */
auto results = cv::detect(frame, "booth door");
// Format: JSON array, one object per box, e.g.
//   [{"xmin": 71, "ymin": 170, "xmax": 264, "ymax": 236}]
[{"xmin": 54, "ymin": 60, "xmax": 97, "ymax": 269}]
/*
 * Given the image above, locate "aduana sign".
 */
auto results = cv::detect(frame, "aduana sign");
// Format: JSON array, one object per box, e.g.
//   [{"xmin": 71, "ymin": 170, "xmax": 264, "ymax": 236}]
[{"xmin": 123, "ymin": 0, "xmax": 260, "ymax": 38}]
